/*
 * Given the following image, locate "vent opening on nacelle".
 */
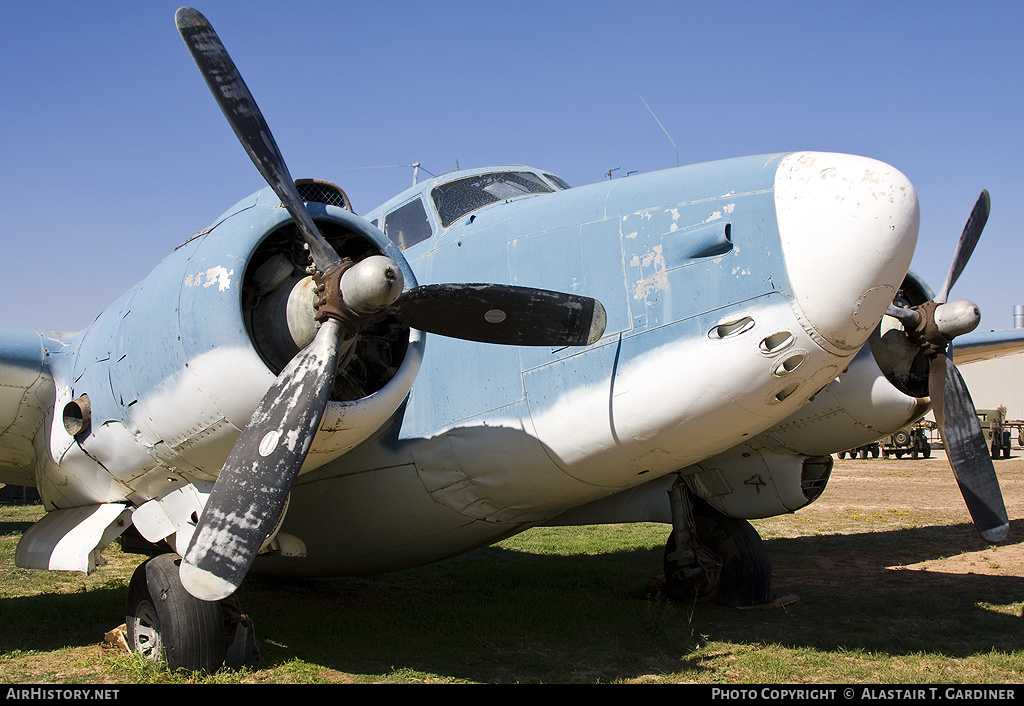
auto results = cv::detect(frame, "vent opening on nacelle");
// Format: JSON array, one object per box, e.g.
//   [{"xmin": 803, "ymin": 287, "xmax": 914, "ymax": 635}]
[
  {"xmin": 800, "ymin": 455, "xmax": 832, "ymax": 502},
  {"xmin": 295, "ymin": 179, "xmax": 352, "ymax": 211}
]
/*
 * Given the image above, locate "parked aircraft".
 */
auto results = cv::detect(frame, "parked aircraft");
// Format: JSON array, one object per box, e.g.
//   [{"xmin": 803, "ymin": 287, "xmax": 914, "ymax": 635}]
[{"xmin": 2, "ymin": 8, "xmax": 1019, "ymax": 671}]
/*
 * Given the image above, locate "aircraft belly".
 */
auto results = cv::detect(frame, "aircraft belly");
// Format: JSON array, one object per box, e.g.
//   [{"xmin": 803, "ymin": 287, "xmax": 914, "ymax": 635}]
[
  {"xmin": 271, "ymin": 297, "xmax": 852, "ymax": 576},
  {"xmin": 260, "ymin": 291, "xmax": 851, "ymax": 577},
  {"xmin": 261, "ymin": 461, "xmax": 522, "ymax": 576}
]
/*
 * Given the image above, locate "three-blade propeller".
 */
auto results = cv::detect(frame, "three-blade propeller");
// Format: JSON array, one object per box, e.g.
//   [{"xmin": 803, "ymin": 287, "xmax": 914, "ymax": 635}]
[
  {"xmin": 174, "ymin": 7, "xmax": 606, "ymax": 601},
  {"xmin": 887, "ymin": 190, "xmax": 1009, "ymax": 544}
]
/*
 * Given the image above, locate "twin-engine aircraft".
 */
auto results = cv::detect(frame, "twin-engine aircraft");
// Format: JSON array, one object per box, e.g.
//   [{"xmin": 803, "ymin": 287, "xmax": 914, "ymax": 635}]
[{"xmin": 3, "ymin": 7, "xmax": 1020, "ymax": 671}]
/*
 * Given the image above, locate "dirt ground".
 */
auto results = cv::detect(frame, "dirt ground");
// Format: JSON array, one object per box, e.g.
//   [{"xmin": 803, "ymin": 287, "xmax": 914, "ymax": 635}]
[{"xmin": 764, "ymin": 448, "xmax": 1024, "ymax": 578}]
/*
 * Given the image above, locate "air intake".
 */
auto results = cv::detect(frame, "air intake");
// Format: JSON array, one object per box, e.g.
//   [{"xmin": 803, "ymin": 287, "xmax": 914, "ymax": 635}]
[
  {"xmin": 295, "ymin": 179, "xmax": 352, "ymax": 211},
  {"xmin": 800, "ymin": 455, "xmax": 833, "ymax": 502}
]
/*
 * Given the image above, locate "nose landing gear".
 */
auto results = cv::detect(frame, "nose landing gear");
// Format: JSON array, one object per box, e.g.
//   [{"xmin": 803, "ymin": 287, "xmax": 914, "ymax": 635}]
[{"xmin": 663, "ymin": 480, "xmax": 773, "ymax": 607}]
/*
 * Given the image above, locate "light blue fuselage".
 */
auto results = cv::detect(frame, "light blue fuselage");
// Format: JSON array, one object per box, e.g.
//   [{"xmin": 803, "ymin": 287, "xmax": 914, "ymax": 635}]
[{"xmin": 5, "ymin": 152, "xmax": 921, "ymax": 578}]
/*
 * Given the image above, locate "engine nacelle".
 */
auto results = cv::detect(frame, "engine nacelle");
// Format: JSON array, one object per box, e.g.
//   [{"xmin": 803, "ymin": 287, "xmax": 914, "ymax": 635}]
[
  {"xmin": 754, "ymin": 272, "xmax": 934, "ymax": 458},
  {"xmin": 680, "ymin": 442, "xmax": 833, "ymax": 518},
  {"xmin": 41, "ymin": 182, "xmax": 423, "ymax": 512}
]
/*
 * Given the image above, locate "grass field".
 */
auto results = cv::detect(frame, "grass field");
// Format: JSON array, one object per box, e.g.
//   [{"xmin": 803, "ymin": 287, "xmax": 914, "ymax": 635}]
[{"xmin": 1, "ymin": 452, "xmax": 1022, "ymax": 684}]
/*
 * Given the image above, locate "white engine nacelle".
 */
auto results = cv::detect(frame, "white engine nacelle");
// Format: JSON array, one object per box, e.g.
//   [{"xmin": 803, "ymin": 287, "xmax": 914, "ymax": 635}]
[
  {"xmin": 681, "ymin": 442, "xmax": 833, "ymax": 519},
  {"xmin": 754, "ymin": 272, "xmax": 937, "ymax": 458},
  {"xmin": 754, "ymin": 340, "xmax": 929, "ymax": 458}
]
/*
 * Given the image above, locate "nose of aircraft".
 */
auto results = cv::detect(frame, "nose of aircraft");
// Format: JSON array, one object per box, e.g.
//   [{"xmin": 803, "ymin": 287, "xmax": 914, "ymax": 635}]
[{"xmin": 775, "ymin": 151, "xmax": 919, "ymax": 350}]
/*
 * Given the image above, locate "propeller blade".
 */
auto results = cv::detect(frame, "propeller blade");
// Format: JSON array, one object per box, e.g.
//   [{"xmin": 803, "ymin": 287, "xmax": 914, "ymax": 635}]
[
  {"xmin": 180, "ymin": 319, "xmax": 346, "ymax": 601},
  {"xmin": 886, "ymin": 303, "xmax": 921, "ymax": 330},
  {"xmin": 930, "ymin": 348, "xmax": 1009, "ymax": 543},
  {"xmin": 935, "ymin": 190, "xmax": 990, "ymax": 304},
  {"xmin": 889, "ymin": 190, "xmax": 1006, "ymax": 542},
  {"xmin": 390, "ymin": 283, "xmax": 607, "ymax": 346},
  {"xmin": 175, "ymin": 7, "xmax": 340, "ymax": 271},
  {"xmin": 173, "ymin": 9, "xmax": 609, "ymax": 603}
]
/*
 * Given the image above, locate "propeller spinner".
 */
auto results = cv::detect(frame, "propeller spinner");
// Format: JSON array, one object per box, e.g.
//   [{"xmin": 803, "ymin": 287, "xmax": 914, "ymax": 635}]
[
  {"xmin": 174, "ymin": 7, "xmax": 606, "ymax": 601},
  {"xmin": 887, "ymin": 190, "xmax": 1009, "ymax": 544}
]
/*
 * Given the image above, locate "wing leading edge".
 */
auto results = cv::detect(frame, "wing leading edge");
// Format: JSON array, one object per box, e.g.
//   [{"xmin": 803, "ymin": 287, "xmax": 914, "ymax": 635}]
[
  {"xmin": 0, "ymin": 329, "xmax": 56, "ymax": 486},
  {"xmin": 951, "ymin": 328, "xmax": 1024, "ymax": 366}
]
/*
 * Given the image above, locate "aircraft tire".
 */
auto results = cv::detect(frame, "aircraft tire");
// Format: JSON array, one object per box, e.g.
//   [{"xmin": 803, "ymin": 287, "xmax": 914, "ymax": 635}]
[
  {"xmin": 663, "ymin": 502, "xmax": 772, "ymax": 607},
  {"xmin": 126, "ymin": 553, "xmax": 226, "ymax": 673}
]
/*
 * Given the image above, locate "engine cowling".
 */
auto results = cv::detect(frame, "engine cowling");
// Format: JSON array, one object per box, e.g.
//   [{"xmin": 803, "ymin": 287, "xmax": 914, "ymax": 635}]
[
  {"xmin": 43, "ymin": 182, "xmax": 422, "ymax": 513},
  {"xmin": 754, "ymin": 272, "xmax": 935, "ymax": 457}
]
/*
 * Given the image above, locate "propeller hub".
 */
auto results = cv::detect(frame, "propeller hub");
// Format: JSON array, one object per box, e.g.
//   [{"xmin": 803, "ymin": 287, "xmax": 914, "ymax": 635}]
[
  {"xmin": 312, "ymin": 255, "xmax": 404, "ymax": 338},
  {"xmin": 340, "ymin": 255, "xmax": 404, "ymax": 314},
  {"xmin": 934, "ymin": 299, "xmax": 981, "ymax": 339},
  {"xmin": 904, "ymin": 298, "xmax": 982, "ymax": 358}
]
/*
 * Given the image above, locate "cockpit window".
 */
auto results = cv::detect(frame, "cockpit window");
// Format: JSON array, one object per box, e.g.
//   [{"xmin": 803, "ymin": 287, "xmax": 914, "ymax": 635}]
[
  {"xmin": 384, "ymin": 197, "xmax": 432, "ymax": 250},
  {"xmin": 431, "ymin": 171, "xmax": 554, "ymax": 228},
  {"xmin": 544, "ymin": 173, "xmax": 572, "ymax": 190}
]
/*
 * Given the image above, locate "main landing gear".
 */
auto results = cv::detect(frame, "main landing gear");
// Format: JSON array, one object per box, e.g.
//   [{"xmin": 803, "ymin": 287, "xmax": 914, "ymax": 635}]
[
  {"xmin": 662, "ymin": 479, "xmax": 773, "ymax": 607},
  {"xmin": 125, "ymin": 553, "xmax": 260, "ymax": 672}
]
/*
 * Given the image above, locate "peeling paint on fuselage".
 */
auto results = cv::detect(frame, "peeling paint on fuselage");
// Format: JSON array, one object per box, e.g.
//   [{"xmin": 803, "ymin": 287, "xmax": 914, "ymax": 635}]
[{"xmin": 184, "ymin": 265, "xmax": 234, "ymax": 291}]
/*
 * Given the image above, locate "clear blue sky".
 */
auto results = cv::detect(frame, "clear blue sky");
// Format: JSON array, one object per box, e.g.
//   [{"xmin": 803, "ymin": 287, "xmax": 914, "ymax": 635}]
[{"xmin": 3, "ymin": 1, "xmax": 1022, "ymax": 333}]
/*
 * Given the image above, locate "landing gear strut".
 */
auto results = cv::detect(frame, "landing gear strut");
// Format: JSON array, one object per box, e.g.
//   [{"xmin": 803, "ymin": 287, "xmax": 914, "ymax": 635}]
[
  {"xmin": 663, "ymin": 479, "xmax": 773, "ymax": 606},
  {"xmin": 126, "ymin": 553, "xmax": 260, "ymax": 672}
]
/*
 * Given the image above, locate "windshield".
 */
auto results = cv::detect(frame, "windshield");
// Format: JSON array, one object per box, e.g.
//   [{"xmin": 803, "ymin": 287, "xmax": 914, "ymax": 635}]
[{"xmin": 431, "ymin": 171, "xmax": 554, "ymax": 228}]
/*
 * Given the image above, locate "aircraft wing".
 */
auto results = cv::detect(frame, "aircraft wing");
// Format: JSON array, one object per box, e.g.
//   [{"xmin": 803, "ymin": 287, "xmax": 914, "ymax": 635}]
[
  {"xmin": 0, "ymin": 330, "xmax": 56, "ymax": 486},
  {"xmin": 951, "ymin": 328, "xmax": 1024, "ymax": 365}
]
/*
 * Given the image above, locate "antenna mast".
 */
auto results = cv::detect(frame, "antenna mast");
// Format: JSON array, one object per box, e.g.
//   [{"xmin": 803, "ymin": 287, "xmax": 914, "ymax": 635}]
[{"xmin": 640, "ymin": 94, "xmax": 679, "ymax": 167}]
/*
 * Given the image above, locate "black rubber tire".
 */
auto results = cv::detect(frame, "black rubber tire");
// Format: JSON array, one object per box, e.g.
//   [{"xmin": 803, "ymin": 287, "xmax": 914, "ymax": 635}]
[
  {"xmin": 126, "ymin": 554, "xmax": 226, "ymax": 672},
  {"xmin": 663, "ymin": 502, "xmax": 773, "ymax": 607}
]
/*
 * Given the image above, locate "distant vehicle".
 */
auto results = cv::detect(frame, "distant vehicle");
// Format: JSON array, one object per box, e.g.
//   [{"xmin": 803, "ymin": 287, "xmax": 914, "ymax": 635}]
[
  {"xmin": 977, "ymin": 408, "xmax": 1012, "ymax": 459},
  {"xmin": 837, "ymin": 443, "xmax": 880, "ymax": 459},
  {"xmin": 882, "ymin": 423, "xmax": 932, "ymax": 459}
]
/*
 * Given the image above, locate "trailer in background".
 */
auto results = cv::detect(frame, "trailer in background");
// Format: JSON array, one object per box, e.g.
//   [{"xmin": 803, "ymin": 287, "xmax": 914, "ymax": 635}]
[{"xmin": 977, "ymin": 407, "xmax": 1012, "ymax": 459}]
